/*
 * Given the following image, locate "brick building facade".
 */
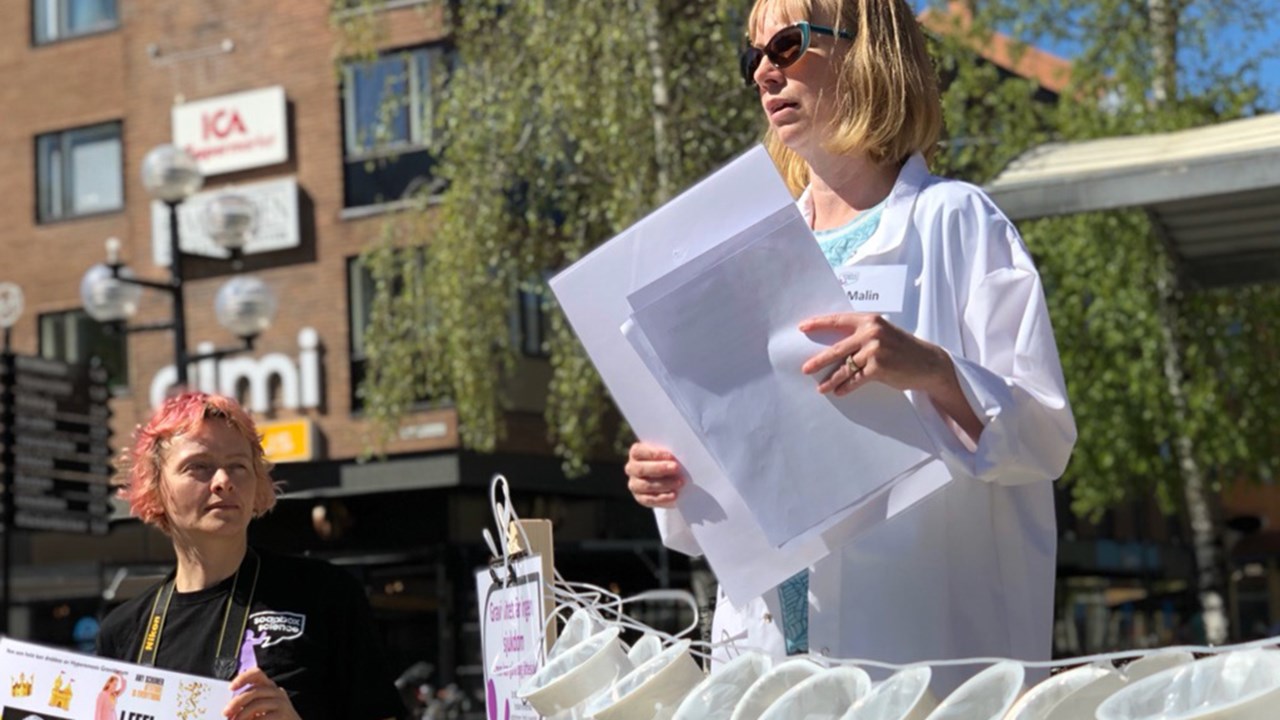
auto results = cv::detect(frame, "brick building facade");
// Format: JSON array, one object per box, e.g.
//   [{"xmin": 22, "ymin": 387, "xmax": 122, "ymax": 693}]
[
  {"xmin": 3, "ymin": 0, "xmax": 458, "ymax": 456},
  {"xmin": 0, "ymin": 0, "xmax": 670, "ymax": 698}
]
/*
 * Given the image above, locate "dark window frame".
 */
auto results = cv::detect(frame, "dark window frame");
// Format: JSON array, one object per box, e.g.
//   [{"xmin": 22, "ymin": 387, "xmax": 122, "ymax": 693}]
[
  {"xmin": 35, "ymin": 120, "xmax": 124, "ymax": 224},
  {"xmin": 32, "ymin": 0, "xmax": 120, "ymax": 45},
  {"xmin": 37, "ymin": 308, "xmax": 129, "ymax": 392},
  {"xmin": 346, "ymin": 253, "xmax": 439, "ymax": 414},
  {"xmin": 512, "ymin": 281, "xmax": 551, "ymax": 359},
  {"xmin": 339, "ymin": 43, "xmax": 450, "ymax": 209}
]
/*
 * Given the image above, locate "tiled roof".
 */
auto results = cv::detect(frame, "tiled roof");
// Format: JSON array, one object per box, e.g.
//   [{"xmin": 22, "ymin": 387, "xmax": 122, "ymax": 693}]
[{"xmin": 919, "ymin": 1, "xmax": 1074, "ymax": 94}]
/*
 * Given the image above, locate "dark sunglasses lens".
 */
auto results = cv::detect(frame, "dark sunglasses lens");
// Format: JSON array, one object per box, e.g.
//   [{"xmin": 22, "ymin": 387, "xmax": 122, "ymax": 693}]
[
  {"xmin": 740, "ymin": 47, "xmax": 764, "ymax": 85},
  {"xmin": 767, "ymin": 26, "xmax": 807, "ymax": 68}
]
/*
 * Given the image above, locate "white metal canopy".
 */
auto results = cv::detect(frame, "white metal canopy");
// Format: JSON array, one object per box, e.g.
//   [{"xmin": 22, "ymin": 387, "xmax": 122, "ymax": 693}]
[{"xmin": 984, "ymin": 113, "xmax": 1280, "ymax": 288}]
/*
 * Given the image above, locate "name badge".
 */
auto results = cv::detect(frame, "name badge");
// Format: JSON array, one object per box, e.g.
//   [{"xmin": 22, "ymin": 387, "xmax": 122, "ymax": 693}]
[{"xmin": 835, "ymin": 264, "xmax": 908, "ymax": 313}]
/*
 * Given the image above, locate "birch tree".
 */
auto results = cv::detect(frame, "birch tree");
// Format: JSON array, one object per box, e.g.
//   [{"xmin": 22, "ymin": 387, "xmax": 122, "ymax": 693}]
[
  {"xmin": 349, "ymin": 0, "xmax": 760, "ymax": 473},
  {"xmin": 928, "ymin": 0, "xmax": 1280, "ymax": 642}
]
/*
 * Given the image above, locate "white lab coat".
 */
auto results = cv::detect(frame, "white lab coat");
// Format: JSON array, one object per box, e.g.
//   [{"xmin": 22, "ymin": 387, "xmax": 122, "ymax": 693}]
[{"xmin": 654, "ymin": 154, "xmax": 1077, "ymax": 695}]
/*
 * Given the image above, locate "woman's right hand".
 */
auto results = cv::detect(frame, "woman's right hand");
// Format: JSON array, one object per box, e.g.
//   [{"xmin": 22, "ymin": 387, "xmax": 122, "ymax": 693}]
[{"xmin": 626, "ymin": 442, "xmax": 685, "ymax": 509}]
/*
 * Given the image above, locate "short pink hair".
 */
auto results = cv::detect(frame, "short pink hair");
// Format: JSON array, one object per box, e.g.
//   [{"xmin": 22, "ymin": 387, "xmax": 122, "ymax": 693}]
[{"xmin": 116, "ymin": 392, "xmax": 277, "ymax": 534}]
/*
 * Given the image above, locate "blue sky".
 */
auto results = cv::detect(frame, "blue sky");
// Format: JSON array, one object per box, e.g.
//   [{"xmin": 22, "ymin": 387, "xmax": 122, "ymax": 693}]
[
  {"xmin": 1219, "ymin": 21, "xmax": 1280, "ymax": 109},
  {"xmin": 914, "ymin": 1, "xmax": 1280, "ymax": 111}
]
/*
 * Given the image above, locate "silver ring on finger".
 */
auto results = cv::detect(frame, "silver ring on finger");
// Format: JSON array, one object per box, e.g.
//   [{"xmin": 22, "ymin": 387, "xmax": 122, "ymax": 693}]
[{"xmin": 844, "ymin": 353, "xmax": 863, "ymax": 376}]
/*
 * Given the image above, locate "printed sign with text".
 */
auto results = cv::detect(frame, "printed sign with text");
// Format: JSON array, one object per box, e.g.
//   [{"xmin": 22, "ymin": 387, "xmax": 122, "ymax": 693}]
[
  {"xmin": 475, "ymin": 555, "xmax": 545, "ymax": 720},
  {"xmin": 0, "ymin": 638, "xmax": 232, "ymax": 720}
]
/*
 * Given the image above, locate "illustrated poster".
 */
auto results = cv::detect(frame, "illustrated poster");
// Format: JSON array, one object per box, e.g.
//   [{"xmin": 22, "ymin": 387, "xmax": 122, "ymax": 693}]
[{"xmin": 0, "ymin": 637, "xmax": 232, "ymax": 720}]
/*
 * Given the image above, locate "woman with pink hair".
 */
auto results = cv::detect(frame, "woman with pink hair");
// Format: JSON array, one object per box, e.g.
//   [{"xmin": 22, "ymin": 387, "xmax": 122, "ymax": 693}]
[{"xmin": 95, "ymin": 392, "xmax": 401, "ymax": 720}]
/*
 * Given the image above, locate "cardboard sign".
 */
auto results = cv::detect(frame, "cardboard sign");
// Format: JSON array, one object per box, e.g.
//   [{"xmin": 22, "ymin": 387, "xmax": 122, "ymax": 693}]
[
  {"xmin": 0, "ymin": 637, "xmax": 232, "ymax": 720},
  {"xmin": 476, "ymin": 555, "xmax": 545, "ymax": 720}
]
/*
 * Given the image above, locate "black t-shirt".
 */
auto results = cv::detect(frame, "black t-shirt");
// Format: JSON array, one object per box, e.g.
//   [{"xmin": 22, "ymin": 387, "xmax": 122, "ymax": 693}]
[{"xmin": 96, "ymin": 549, "xmax": 403, "ymax": 720}]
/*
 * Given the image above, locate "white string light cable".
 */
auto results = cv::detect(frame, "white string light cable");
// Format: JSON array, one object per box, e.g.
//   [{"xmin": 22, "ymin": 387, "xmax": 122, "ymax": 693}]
[
  {"xmin": 488, "ymin": 476, "xmax": 1280, "ymax": 678},
  {"xmin": 808, "ymin": 634, "xmax": 1280, "ymax": 674},
  {"xmin": 486, "ymin": 475, "xmax": 702, "ymax": 658},
  {"xmin": 706, "ymin": 622, "xmax": 1280, "ymax": 673}
]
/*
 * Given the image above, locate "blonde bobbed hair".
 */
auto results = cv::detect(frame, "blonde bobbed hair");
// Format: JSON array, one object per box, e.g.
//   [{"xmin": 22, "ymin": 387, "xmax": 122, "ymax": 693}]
[{"xmin": 748, "ymin": 0, "xmax": 943, "ymax": 195}]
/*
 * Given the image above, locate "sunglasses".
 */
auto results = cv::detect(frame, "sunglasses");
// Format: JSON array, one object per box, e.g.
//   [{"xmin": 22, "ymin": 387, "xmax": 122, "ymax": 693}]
[{"xmin": 739, "ymin": 21, "xmax": 854, "ymax": 87}]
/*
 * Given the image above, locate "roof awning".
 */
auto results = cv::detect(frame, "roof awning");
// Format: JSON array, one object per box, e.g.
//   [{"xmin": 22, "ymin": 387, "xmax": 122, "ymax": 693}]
[{"xmin": 984, "ymin": 113, "xmax": 1280, "ymax": 288}]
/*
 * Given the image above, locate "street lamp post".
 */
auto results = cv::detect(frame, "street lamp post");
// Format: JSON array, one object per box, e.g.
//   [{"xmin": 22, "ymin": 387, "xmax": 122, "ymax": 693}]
[{"xmin": 80, "ymin": 144, "xmax": 278, "ymax": 392}]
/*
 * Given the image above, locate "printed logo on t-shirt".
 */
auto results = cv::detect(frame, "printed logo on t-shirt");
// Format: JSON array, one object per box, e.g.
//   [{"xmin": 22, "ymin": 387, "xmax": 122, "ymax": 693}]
[{"xmin": 247, "ymin": 611, "xmax": 306, "ymax": 648}]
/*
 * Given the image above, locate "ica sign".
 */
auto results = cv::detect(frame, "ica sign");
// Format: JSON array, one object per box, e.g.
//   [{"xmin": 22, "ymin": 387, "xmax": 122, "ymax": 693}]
[
  {"xmin": 203, "ymin": 108, "xmax": 248, "ymax": 140},
  {"xmin": 172, "ymin": 86, "xmax": 288, "ymax": 176}
]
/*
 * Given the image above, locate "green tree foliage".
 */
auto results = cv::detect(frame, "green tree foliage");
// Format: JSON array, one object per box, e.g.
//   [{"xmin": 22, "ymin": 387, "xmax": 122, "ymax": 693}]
[
  {"xmin": 925, "ymin": 0, "xmax": 1280, "ymax": 523},
  {"xmin": 926, "ymin": 0, "xmax": 1279, "ymax": 641},
  {"xmin": 348, "ymin": 0, "xmax": 759, "ymax": 472},
  {"xmin": 345, "ymin": 0, "xmax": 1280, "ymax": 526}
]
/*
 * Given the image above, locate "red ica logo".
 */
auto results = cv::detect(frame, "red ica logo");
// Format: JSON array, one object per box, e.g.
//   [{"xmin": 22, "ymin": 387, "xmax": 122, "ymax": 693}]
[{"xmin": 202, "ymin": 108, "xmax": 249, "ymax": 140}]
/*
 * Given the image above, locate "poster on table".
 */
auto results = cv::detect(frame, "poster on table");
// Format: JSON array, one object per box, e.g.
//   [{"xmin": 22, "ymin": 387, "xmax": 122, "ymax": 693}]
[
  {"xmin": 476, "ymin": 554, "xmax": 545, "ymax": 720},
  {"xmin": 0, "ymin": 637, "xmax": 231, "ymax": 720}
]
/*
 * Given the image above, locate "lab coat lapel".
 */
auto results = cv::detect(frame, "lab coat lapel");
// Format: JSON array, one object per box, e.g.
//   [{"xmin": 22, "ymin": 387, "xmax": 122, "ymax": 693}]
[{"xmin": 840, "ymin": 154, "xmax": 930, "ymax": 266}]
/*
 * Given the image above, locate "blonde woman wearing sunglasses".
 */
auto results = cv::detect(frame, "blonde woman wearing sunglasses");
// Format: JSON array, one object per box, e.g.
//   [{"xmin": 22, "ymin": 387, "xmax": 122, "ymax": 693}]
[{"xmin": 626, "ymin": 0, "xmax": 1076, "ymax": 695}]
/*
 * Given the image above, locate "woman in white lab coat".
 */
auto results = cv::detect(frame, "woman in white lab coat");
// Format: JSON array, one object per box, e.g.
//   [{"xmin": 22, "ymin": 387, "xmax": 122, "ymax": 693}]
[{"xmin": 625, "ymin": 0, "xmax": 1076, "ymax": 695}]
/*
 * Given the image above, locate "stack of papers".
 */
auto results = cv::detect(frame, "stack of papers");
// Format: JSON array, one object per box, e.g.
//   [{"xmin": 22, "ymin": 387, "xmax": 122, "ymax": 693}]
[{"xmin": 550, "ymin": 146, "xmax": 940, "ymax": 603}]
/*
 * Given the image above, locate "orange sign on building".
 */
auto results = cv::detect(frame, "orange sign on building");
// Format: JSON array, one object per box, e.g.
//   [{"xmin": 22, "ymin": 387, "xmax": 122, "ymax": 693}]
[{"xmin": 258, "ymin": 419, "xmax": 316, "ymax": 463}]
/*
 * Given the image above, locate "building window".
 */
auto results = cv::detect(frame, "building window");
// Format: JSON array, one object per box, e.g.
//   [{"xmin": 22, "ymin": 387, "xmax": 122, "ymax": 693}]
[
  {"xmin": 341, "ymin": 45, "xmax": 445, "ymax": 208},
  {"xmin": 335, "ymin": 0, "xmax": 430, "ymax": 10},
  {"xmin": 33, "ymin": 0, "xmax": 119, "ymax": 45},
  {"xmin": 38, "ymin": 309, "xmax": 128, "ymax": 390},
  {"xmin": 348, "ymin": 257, "xmax": 378, "ymax": 409},
  {"xmin": 512, "ymin": 283, "xmax": 551, "ymax": 358},
  {"xmin": 36, "ymin": 122, "xmax": 123, "ymax": 223},
  {"xmin": 347, "ymin": 254, "xmax": 435, "ymax": 412}
]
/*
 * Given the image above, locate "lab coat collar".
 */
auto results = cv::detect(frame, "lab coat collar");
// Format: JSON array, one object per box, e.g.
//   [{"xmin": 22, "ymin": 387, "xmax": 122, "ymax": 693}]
[
  {"xmin": 797, "ymin": 154, "xmax": 931, "ymax": 266},
  {"xmin": 857, "ymin": 153, "xmax": 930, "ymax": 263}
]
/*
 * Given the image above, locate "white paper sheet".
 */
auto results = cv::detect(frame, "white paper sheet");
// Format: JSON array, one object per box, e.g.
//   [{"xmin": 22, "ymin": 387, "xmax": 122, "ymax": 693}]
[
  {"xmin": 623, "ymin": 214, "xmax": 936, "ymax": 547},
  {"xmin": 548, "ymin": 145, "xmax": 946, "ymax": 604}
]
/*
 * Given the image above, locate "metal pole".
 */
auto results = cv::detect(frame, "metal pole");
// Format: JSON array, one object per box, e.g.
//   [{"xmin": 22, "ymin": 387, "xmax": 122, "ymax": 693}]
[
  {"xmin": 2, "ymin": 327, "xmax": 13, "ymax": 635},
  {"xmin": 168, "ymin": 201, "xmax": 189, "ymax": 387}
]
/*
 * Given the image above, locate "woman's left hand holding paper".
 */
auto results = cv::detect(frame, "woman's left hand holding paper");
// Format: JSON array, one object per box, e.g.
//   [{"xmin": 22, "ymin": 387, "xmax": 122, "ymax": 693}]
[{"xmin": 626, "ymin": 442, "xmax": 686, "ymax": 509}]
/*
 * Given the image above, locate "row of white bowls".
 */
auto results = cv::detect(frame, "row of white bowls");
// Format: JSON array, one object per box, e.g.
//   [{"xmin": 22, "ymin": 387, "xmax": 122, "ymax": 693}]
[{"xmin": 516, "ymin": 626, "xmax": 1280, "ymax": 720}]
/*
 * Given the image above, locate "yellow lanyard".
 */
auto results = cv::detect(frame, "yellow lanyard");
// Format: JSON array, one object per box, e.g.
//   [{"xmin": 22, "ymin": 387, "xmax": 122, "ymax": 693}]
[{"xmin": 136, "ymin": 549, "xmax": 261, "ymax": 680}]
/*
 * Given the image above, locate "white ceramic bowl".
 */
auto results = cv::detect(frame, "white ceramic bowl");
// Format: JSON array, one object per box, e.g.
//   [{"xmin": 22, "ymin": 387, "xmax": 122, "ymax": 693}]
[
  {"xmin": 1002, "ymin": 663, "xmax": 1113, "ymax": 720},
  {"xmin": 628, "ymin": 634, "xmax": 663, "ymax": 667},
  {"xmin": 759, "ymin": 666, "xmax": 873, "ymax": 720},
  {"xmin": 585, "ymin": 639, "xmax": 704, "ymax": 720},
  {"xmin": 842, "ymin": 666, "xmax": 937, "ymax": 720},
  {"xmin": 1096, "ymin": 649, "xmax": 1280, "ymax": 720},
  {"xmin": 1041, "ymin": 650, "xmax": 1194, "ymax": 720},
  {"xmin": 548, "ymin": 607, "xmax": 600, "ymax": 660},
  {"xmin": 673, "ymin": 652, "xmax": 772, "ymax": 720},
  {"xmin": 924, "ymin": 661, "xmax": 1024, "ymax": 720},
  {"xmin": 729, "ymin": 658, "xmax": 825, "ymax": 720},
  {"xmin": 517, "ymin": 627, "xmax": 632, "ymax": 716}
]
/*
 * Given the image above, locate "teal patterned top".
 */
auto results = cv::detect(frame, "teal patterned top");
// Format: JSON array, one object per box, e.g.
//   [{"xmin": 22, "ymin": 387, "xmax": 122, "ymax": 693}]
[
  {"xmin": 814, "ymin": 199, "xmax": 887, "ymax": 266},
  {"xmin": 776, "ymin": 199, "xmax": 887, "ymax": 656}
]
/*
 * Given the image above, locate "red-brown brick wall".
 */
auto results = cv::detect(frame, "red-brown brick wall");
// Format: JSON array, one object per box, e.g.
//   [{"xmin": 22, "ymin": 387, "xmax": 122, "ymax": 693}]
[{"xmin": 0, "ymin": 1, "xmax": 473, "ymax": 463}]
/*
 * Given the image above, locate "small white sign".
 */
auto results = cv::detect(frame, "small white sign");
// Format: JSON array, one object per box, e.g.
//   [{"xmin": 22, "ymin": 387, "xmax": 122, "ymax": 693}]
[
  {"xmin": 476, "ymin": 555, "xmax": 545, "ymax": 720},
  {"xmin": 173, "ymin": 86, "xmax": 289, "ymax": 176},
  {"xmin": 0, "ymin": 282, "xmax": 24, "ymax": 328},
  {"xmin": 836, "ymin": 264, "xmax": 909, "ymax": 314},
  {"xmin": 151, "ymin": 176, "xmax": 300, "ymax": 265}
]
